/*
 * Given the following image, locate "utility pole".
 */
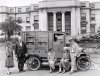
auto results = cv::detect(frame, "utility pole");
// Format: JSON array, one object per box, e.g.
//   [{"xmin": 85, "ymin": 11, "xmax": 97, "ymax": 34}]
[
  {"xmin": 15, "ymin": 7, "xmax": 17, "ymax": 37},
  {"xmin": 15, "ymin": 7, "xmax": 16, "ymax": 21}
]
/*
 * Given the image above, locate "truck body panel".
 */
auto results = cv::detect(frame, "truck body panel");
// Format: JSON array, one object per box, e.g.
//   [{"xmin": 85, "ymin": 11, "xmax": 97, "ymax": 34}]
[{"xmin": 21, "ymin": 31, "xmax": 66, "ymax": 61}]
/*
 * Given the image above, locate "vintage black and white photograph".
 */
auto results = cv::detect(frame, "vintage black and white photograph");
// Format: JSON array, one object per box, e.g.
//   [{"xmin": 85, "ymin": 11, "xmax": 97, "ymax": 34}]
[{"xmin": 0, "ymin": 0, "xmax": 100, "ymax": 76}]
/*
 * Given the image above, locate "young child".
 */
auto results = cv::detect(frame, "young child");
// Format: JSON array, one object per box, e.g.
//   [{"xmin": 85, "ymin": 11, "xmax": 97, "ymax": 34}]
[{"xmin": 48, "ymin": 48, "xmax": 56, "ymax": 73}]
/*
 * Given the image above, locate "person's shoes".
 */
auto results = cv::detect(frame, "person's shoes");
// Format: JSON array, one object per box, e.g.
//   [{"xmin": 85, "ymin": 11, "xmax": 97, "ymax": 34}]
[
  {"xmin": 19, "ymin": 70, "xmax": 23, "ymax": 72},
  {"xmin": 50, "ymin": 70, "xmax": 53, "ymax": 73},
  {"xmin": 22, "ymin": 70, "xmax": 25, "ymax": 72},
  {"xmin": 52, "ymin": 69, "xmax": 55, "ymax": 72},
  {"xmin": 62, "ymin": 69, "xmax": 66, "ymax": 73},
  {"xmin": 69, "ymin": 71, "xmax": 73, "ymax": 74},
  {"xmin": 58, "ymin": 68, "xmax": 62, "ymax": 73},
  {"xmin": 58, "ymin": 70, "xmax": 62, "ymax": 73},
  {"xmin": 69, "ymin": 70, "xmax": 76, "ymax": 74},
  {"xmin": 7, "ymin": 72, "xmax": 11, "ymax": 75},
  {"xmin": 19, "ymin": 70, "xmax": 21, "ymax": 72},
  {"xmin": 74, "ymin": 70, "xmax": 77, "ymax": 72}
]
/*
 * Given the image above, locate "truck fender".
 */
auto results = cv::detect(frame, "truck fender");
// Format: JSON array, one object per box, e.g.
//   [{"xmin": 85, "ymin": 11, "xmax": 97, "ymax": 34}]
[{"xmin": 26, "ymin": 54, "xmax": 42, "ymax": 62}]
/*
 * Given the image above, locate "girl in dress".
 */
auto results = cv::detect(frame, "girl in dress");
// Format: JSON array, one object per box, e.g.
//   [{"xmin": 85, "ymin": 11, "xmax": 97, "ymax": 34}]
[{"xmin": 48, "ymin": 48, "xmax": 56, "ymax": 73}]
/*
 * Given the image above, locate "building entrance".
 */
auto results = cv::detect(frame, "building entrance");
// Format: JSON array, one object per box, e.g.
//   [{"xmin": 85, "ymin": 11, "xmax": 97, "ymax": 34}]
[
  {"xmin": 65, "ymin": 12, "xmax": 71, "ymax": 35},
  {"xmin": 48, "ymin": 12, "xmax": 53, "ymax": 31},
  {"xmin": 56, "ymin": 12, "xmax": 62, "ymax": 31},
  {"xmin": 48, "ymin": 11, "xmax": 71, "ymax": 34}
]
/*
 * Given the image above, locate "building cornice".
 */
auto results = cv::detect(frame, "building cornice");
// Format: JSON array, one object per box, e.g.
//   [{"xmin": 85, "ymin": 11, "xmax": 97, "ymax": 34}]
[
  {"xmin": 91, "ymin": 8, "xmax": 100, "ymax": 10},
  {"xmin": 38, "ymin": 6, "xmax": 81, "ymax": 10},
  {"xmin": 80, "ymin": 7, "xmax": 100, "ymax": 10},
  {"xmin": 0, "ymin": 12, "xmax": 8, "ymax": 14},
  {"xmin": 8, "ymin": 12, "xmax": 30, "ymax": 14},
  {"xmin": 0, "ymin": 10, "xmax": 38, "ymax": 14},
  {"xmin": 80, "ymin": 7, "xmax": 91, "ymax": 9}
]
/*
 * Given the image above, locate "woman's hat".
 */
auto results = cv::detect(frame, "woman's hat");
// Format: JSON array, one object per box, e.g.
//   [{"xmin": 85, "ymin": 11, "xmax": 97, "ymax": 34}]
[
  {"xmin": 63, "ymin": 47, "xmax": 69, "ymax": 50},
  {"xmin": 6, "ymin": 41, "xmax": 13, "ymax": 47}
]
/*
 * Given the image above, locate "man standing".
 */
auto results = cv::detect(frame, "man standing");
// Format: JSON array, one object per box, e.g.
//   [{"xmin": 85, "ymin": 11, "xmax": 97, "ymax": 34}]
[
  {"xmin": 15, "ymin": 37, "xmax": 27, "ymax": 72},
  {"xmin": 69, "ymin": 38, "xmax": 79, "ymax": 73}
]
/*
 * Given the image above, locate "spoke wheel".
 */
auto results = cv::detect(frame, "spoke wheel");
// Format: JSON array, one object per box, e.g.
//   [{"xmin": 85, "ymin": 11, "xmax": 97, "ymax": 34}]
[
  {"xmin": 77, "ymin": 56, "xmax": 91, "ymax": 71},
  {"xmin": 27, "ymin": 57, "xmax": 41, "ymax": 71}
]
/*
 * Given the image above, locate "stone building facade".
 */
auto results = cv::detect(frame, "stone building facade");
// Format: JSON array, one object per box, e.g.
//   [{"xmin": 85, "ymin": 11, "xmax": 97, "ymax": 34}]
[{"xmin": 0, "ymin": 0, "xmax": 100, "ymax": 36}]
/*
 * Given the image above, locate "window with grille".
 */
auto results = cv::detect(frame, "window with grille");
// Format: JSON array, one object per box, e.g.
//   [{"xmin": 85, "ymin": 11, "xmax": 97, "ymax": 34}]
[
  {"xmin": 34, "ymin": 6, "xmax": 38, "ymax": 10},
  {"xmin": 90, "ymin": 3, "xmax": 95, "ymax": 8},
  {"xmin": 26, "ymin": 26, "xmax": 31, "ymax": 31},
  {"xmin": 26, "ymin": 8, "xmax": 30, "ymax": 12},
  {"xmin": 81, "ymin": 24, "xmax": 86, "ymax": 34},
  {"xmin": 34, "ymin": 15, "xmax": 39, "ymax": 21},
  {"xmin": 91, "ymin": 14, "xmax": 95, "ymax": 21},
  {"xmin": 90, "ymin": 24, "xmax": 95, "ymax": 33},
  {"xmin": 26, "ymin": 17, "xmax": 30, "ymax": 23},
  {"xmin": 10, "ymin": 9, "xmax": 13, "ymax": 13},
  {"xmin": 81, "ymin": 13, "xmax": 86, "ymax": 20},
  {"xmin": 18, "ymin": 8, "xmax": 22, "ymax": 12},
  {"xmin": 81, "ymin": 3, "xmax": 86, "ymax": 7}
]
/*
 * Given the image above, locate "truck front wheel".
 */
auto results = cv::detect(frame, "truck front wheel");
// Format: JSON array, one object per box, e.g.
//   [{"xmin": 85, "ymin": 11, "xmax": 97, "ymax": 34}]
[
  {"xmin": 76, "ymin": 56, "xmax": 91, "ymax": 71},
  {"xmin": 27, "ymin": 56, "xmax": 41, "ymax": 71}
]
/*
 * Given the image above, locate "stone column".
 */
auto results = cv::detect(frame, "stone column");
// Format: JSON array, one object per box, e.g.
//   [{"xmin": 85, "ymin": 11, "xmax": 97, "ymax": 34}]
[
  {"xmin": 76, "ymin": 8, "xmax": 81, "ymax": 34},
  {"xmin": 53, "ymin": 12, "xmax": 56, "ymax": 31},
  {"xmin": 62, "ymin": 11, "xmax": 65, "ymax": 32},
  {"xmin": 39, "ymin": 9, "xmax": 47, "ymax": 31},
  {"xmin": 71, "ymin": 8, "xmax": 76, "ymax": 36}
]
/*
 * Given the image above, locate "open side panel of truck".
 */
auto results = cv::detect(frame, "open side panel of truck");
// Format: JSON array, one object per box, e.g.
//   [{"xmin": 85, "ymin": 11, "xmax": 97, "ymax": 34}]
[
  {"xmin": 25, "ymin": 32, "xmax": 36, "ymax": 54},
  {"xmin": 35, "ymin": 32, "xmax": 49, "ymax": 58},
  {"xmin": 53, "ymin": 32, "xmax": 65, "ymax": 58}
]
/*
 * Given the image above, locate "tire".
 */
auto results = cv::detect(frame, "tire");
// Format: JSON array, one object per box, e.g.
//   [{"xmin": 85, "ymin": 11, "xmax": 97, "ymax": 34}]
[
  {"xmin": 76, "ymin": 56, "xmax": 91, "ymax": 71},
  {"xmin": 27, "ymin": 56, "xmax": 41, "ymax": 71}
]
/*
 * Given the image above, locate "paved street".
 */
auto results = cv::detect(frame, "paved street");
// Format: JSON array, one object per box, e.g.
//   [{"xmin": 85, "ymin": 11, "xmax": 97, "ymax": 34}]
[{"xmin": 0, "ymin": 43, "xmax": 100, "ymax": 76}]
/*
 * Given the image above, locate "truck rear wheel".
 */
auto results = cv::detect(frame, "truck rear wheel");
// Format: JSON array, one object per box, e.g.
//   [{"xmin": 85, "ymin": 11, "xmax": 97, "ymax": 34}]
[
  {"xmin": 76, "ymin": 56, "xmax": 91, "ymax": 71},
  {"xmin": 27, "ymin": 56, "xmax": 41, "ymax": 71}
]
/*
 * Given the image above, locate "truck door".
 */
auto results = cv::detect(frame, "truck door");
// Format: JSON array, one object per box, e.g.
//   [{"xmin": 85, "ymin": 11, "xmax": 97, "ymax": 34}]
[{"xmin": 53, "ymin": 33, "xmax": 65, "ymax": 58}]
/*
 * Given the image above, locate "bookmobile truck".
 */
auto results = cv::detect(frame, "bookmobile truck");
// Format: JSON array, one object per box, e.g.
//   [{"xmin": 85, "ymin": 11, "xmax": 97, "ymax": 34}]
[{"xmin": 21, "ymin": 31, "xmax": 91, "ymax": 71}]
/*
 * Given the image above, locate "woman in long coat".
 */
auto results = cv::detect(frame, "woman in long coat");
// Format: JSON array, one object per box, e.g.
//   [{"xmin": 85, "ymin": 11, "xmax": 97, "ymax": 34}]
[
  {"xmin": 5, "ymin": 41, "xmax": 14, "ymax": 75},
  {"xmin": 58, "ymin": 47, "xmax": 70, "ymax": 73},
  {"xmin": 48, "ymin": 48, "xmax": 56, "ymax": 73}
]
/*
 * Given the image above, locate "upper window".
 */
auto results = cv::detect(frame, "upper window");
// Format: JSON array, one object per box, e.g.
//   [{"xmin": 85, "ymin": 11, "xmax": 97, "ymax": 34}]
[
  {"xmin": 90, "ymin": 24, "xmax": 95, "ymax": 33},
  {"xmin": 26, "ymin": 17, "xmax": 30, "ymax": 23},
  {"xmin": 34, "ymin": 15, "xmax": 39, "ymax": 21},
  {"xmin": 34, "ymin": 6, "xmax": 38, "ymax": 10},
  {"xmin": 81, "ymin": 13, "xmax": 86, "ymax": 20},
  {"xmin": 17, "ymin": 17, "xmax": 22, "ymax": 20},
  {"xmin": 90, "ymin": 3, "xmax": 95, "ymax": 8},
  {"xmin": 81, "ymin": 3, "xmax": 86, "ymax": 7},
  {"xmin": 26, "ymin": 8, "xmax": 30, "ymax": 12},
  {"xmin": 18, "ymin": 8, "xmax": 22, "ymax": 12},
  {"xmin": 81, "ymin": 24, "xmax": 87, "ymax": 34},
  {"xmin": 26, "ymin": 26, "xmax": 31, "ymax": 31},
  {"xmin": 17, "ymin": 17, "xmax": 22, "ymax": 23},
  {"xmin": 10, "ymin": 9, "xmax": 13, "ymax": 13},
  {"xmin": 91, "ymin": 14, "xmax": 95, "ymax": 21}
]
